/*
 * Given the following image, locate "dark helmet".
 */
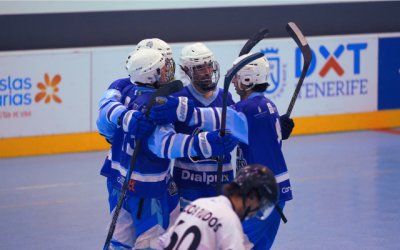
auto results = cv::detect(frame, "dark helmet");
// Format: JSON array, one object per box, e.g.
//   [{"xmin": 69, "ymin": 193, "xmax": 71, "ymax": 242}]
[{"xmin": 234, "ymin": 164, "xmax": 279, "ymax": 212}]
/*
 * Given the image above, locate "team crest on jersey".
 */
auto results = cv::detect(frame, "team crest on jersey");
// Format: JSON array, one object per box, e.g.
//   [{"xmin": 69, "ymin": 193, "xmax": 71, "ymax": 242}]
[
  {"xmin": 261, "ymin": 48, "xmax": 288, "ymax": 100},
  {"xmin": 168, "ymin": 180, "xmax": 178, "ymax": 196}
]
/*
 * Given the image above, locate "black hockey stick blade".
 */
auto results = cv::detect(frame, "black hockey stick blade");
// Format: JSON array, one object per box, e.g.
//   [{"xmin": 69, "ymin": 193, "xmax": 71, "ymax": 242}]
[
  {"xmin": 285, "ymin": 22, "xmax": 312, "ymax": 117},
  {"xmin": 145, "ymin": 80, "xmax": 184, "ymax": 115},
  {"xmin": 239, "ymin": 27, "xmax": 269, "ymax": 56},
  {"xmin": 103, "ymin": 80, "xmax": 183, "ymax": 250},
  {"xmin": 215, "ymin": 52, "xmax": 265, "ymax": 194}
]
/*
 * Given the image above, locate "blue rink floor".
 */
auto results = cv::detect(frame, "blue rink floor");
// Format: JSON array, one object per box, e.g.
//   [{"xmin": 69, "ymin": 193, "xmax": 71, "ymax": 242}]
[{"xmin": 0, "ymin": 129, "xmax": 399, "ymax": 250}]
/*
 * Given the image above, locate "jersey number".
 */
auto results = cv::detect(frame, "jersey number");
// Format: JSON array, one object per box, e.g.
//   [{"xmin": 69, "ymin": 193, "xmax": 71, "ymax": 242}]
[{"xmin": 165, "ymin": 220, "xmax": 201, "ymax": 250}]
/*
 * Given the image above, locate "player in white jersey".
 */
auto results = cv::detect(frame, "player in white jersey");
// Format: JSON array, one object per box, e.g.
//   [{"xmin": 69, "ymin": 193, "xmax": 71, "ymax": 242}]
[{"xmin": 159, "ymin": 164, "xmax": 278, "ymax": 250}]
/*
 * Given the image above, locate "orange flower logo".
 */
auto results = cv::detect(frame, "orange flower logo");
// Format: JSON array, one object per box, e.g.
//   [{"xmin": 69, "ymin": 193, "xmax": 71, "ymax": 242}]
[{"xmin": 35, "ymin": 73, "xmax": 62, "ymax": 103}]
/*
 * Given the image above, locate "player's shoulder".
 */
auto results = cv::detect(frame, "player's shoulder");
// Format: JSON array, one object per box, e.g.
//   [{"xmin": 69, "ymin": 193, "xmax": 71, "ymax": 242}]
[
  {"xmin": 171, "ymin": 85, "xmax": 191, "ymax": 97},
  {"xmin": 108, "ymin": 77, "xmax": 131, "ymax": 91}
]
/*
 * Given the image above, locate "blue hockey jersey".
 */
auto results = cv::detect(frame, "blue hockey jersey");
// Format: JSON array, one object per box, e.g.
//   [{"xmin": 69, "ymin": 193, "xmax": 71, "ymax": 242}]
[
  {"xmin": 101, "ymin": 83, "xmax": 172, "ymax": 198},
  {"xmin": 234, "ymin": 93, "xmax": 292, "ymax": 202},
  {"xmin": 96, "ymin": 78, "xmax": 131, "ymax": 143},
  {"xmin": 169, "ymin": 84, "xmax": 235, "ymax": 190},
  {"xmin": 185, "ymin": 92, "xmax": 292, "ymax": 202}
]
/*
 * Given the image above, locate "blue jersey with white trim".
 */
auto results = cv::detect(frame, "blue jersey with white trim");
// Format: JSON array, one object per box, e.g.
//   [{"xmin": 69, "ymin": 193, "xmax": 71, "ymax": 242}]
[
  {"xmin": 234, "ymin": 93, "xmax": 293, "ymax": 202},
  {"xmin": 101, "ymin": 83, "xmax": 171, "ymax": 198},
  {"xmin": 170, "ymin": 85, "xmax": 235, "ymax": 190},
  {"xmin": 96, "ymin": 78, "xmax": 131, "ymax": 143}
]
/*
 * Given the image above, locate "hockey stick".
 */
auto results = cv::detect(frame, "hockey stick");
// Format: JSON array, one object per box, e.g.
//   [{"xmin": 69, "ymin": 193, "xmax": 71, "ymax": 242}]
[
  {"xmin": 285, "ymin": 22, "xmax": 312, "ymax": 117},
  {"xmin": 103, "ymin": 80, "xmax": 183, "ymax": 250},
  {"xmin": 216, "ymin": 52, "xmax": 266, "ymax": 194},
  {"xmin": 239, "ymin": 27, "xmax": 269, "ymax": 56}
]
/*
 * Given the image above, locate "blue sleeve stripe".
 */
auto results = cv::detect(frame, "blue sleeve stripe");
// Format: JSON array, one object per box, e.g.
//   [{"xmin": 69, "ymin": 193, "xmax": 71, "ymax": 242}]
[
  {"xmin": 163, "ymin": 134, "xmax": 174, "ymax": 158},
  {"xmin": 183, "ymin": 135, "xmax": 193, "ymax": 158},
  {"xmin": 212, "ymin": 107, "xmax": 220, "ymax": 130},
  {"xmin": 160, "ymin": 133, "xmax": 169, "ymax": 158},
  {"xmin": 180, "ymin": 135, "xmax": 190, "ymax": 157},
  {"xmin": 200, "ymin": 108, "xmax": 218, "ymax": 131},
  {"xmin": 99, "ymin": 99, "xmax": 112, "ymax": 110},
  {"xmin": 106, "ymin": 103, "xmax": 123, "ymax": 122},
  {"xmin": 109, "ymin": 104, "xmax": 127, "ymax": 125},
  {"xmin": 99, "ymin": 89, "xmax": 121, "ymax": 108},
  {"xmin": 167, "ymin": 134, "xmax": 177, "ymax": 158},
  {"xmin": 168, "ymin": 134, "xmax": 191, "ymax": 158}
]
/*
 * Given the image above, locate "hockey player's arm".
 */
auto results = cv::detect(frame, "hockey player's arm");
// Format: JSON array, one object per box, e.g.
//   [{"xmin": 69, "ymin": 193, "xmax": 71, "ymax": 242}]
[
  {"xmin": 187, "ymin": 107, "xmax": 249, "ymax": 144},
  {"xmin": 96, "ymin": 88, "xmax": 127, "ymax": 141},
  {"xmin": 148, "ymin": 124, "xmax": 238, "ymax": 159}
]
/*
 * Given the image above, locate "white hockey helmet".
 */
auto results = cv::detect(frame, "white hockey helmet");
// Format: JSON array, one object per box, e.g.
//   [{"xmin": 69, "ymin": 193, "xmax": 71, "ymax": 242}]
[
  {"xmin": 125, "ymin": 48, "xmax": 166, "ymax": 86},
  {"xmin": 233, "ymin": 53, "xmax": 270, "ymax": 87},
  {"xmin": 135, "ymin": 38, "xmax": 173, "ymax": 60},
  {"xmin": 180, "ymin": 42, "xmax": 220, "ymax": 92},
  {"xmin": 180, "ymin": 42, "xmax": 214, "ymax": 67},
  {"xmin": 135, "ymin": 38, "xmax": 175, "ymax": 82}
]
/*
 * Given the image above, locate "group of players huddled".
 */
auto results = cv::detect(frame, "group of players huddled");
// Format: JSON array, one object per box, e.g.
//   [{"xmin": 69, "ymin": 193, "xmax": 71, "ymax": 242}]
[{"xmin": 97, "ymin": 38, "xmax": 295, "ymax": 250}]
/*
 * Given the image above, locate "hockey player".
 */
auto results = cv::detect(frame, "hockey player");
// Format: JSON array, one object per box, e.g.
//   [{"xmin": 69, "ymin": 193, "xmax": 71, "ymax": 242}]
[
  {"xmin": 158, "ymin": 164, "xmax": 279, "ymax": 250},
  {"xmin": 150, "ymin": 53, "xmax": 293, "ymax": 249},
  {"xmin": 150, "ymin": 42, "xmax": 237, "ymax": 208},
  {"xmin": 96, "ymin": 38, "xmax": 175, "ymax": 249},
  {"xmin": 96, "ymin": 38, "xmax": 175, "ymax": 143},
  {"xmin": 103, "ymin": 48, "xmax": 239, "ymax": 250},
  {"xmin": 230, "ymin": 54, "xmax": 292, "ymax": 250}
]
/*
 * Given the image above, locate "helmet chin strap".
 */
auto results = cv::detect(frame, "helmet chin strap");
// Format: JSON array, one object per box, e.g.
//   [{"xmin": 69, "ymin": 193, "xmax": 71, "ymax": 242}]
[
  {"xmin": 237, "ymin": 83, "xmax": 254, "ymax": 98},
  {"xmin": 240, "ymin": 206, "xmax": 251, "ymax": 222}
]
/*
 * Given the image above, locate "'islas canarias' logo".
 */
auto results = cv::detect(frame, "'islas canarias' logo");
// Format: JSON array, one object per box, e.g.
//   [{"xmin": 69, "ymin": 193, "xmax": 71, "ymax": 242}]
[{"xmin": 35, "ymin": 73, "xmax": 62, "ymax": 103}]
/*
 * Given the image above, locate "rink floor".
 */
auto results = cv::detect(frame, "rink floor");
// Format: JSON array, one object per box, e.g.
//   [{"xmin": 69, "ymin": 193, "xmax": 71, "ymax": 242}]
[{"xmin": 0, "ymin": 129, "xmax": 399, "ymax": 250}]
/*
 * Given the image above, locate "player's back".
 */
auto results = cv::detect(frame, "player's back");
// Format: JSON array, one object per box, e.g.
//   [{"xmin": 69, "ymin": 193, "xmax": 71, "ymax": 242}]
[
  {"xmin": 159, "ymin": 196, "xmax": 248, "ymax": 250},
  {"xmin": 235, "ymin": 93, "xmax": 292, "ymax": 202}
]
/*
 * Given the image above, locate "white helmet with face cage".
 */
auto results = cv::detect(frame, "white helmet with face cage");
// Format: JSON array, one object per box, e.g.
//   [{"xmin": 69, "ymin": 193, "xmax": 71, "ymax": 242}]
[{"xmin": 180, "ymin": 42, "xmax": 220, "ymax": 92}]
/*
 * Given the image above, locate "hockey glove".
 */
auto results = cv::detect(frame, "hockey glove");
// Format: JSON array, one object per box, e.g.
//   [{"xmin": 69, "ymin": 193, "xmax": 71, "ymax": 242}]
[
  {"xmin": 279, "ymin": 114, "xmax": 295, "ymax": 140},
  {"xmin": 149, "ymin": 96, "xmax": 194, "ymax": 125},
  {"xmin": 193, "ymin": 130, "xmax": 238, "ymax": 159},
  {"xmin": 121, "ymin": 110, "xmax": 155, "ymax": 140}
]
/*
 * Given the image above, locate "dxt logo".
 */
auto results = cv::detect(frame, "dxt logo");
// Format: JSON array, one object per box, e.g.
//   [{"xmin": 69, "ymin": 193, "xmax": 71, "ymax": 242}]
[{"xmin": 296, "ymin": 43, "xmax": 368, "ymax": 78}]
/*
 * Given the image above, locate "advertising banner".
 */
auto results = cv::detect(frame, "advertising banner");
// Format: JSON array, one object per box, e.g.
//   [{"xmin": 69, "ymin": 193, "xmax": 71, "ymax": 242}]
[
  {"xmin": 0, "ymin": 33, "xmax": 387, "ymax": 138},
  {"xmin": 239, "ymin": 35, "xmax": 378, "ymax": 117},
  {"xmin": 0, "ymin": 51, "xmax": 91, "ymax": 138}
]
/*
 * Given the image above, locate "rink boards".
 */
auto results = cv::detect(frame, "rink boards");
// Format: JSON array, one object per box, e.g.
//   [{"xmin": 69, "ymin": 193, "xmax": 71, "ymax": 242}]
[{"xmin": 1, "ymin": 33, "xmax": 399, "ymax": 157}]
